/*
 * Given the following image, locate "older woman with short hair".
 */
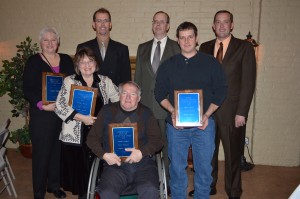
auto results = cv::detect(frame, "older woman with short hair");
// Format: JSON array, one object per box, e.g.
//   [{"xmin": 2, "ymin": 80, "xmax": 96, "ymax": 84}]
[
  {"xmin": 23, "ymin": 27, "xmax": 75, "ymax": 199},
  {"xmin": 55, "ymin": 47, "xmax": 119, "ymax": 199}
]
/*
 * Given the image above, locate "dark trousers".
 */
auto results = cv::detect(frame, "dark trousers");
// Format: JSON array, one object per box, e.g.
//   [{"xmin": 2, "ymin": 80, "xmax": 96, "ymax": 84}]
[
  {"xmin": 211, "ymin": 122, "xmax": 246, "ymax": 197},
  {"xmin": 30, "ymin": 110, "xmax": 62, "ymax": 198},
  {"xmin": 98, "ymin": 157, "xmax": 159, "ymax": 199}
]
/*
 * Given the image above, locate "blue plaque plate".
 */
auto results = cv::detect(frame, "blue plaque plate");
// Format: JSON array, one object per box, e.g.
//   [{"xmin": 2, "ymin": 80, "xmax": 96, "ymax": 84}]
[
  {"xmin": 69, "ymin": 85, "xmax": 98, "ymax": 116},
  {"xmin": 109, "ymin": 123, "xmax": 138, "ymax": 160},
  {"xmin": 42, "ymin": 72, "xmax": 64, "ymax": 104},
  {"xmin": 174, "ymin": 90, "xmax": 203, "ymax": 127}
]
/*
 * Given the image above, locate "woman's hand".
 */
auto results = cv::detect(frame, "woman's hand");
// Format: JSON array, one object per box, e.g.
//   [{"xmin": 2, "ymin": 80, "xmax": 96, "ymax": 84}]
[
  {"xmin": 42, "ymin": 103, "xmax": 56, "ymax": 112},
  {"xmin": 74, "ymin": 113, "xmax": 97, "ymax": 125}
]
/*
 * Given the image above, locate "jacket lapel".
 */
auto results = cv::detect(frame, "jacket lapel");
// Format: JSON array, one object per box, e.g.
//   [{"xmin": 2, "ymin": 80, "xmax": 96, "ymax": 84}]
[
  {"xmin": 223, "ymin": 36, "xmax": 237, "ymax": 65},
  {"xmin": 161, "ymin": 38, "xmax": 173, "ymax": 63},
  {"xmin": 143, "ymin": 40, "xmax": 155, "ymax": 76},
  {"xmin": 208, "ymin": 39, "xmax": 216, "ymax": 56},
  {"xmin": 103, "ymin": 39, "xmax": 114, "ymax": 64},
  {"xmin": 91, "ymin": 38, "xmax": 102, "ymax": 62}
]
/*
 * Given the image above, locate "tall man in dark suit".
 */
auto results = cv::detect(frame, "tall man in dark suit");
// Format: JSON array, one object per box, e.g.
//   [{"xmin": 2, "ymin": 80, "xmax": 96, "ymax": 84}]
[
  {"xmin": 189, "ymin": 10, "xmax": 256, "ymax": 199},
  {"xmin": 134, "ymin": 11, "xmax": 180, "ymax": 187},
  {"xmin": 77, "ymin": 8, "xmax": 131, "ymax": 86}
]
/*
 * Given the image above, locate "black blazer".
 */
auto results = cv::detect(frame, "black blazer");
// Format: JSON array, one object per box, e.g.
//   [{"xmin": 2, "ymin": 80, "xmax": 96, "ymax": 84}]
[
  {"xmin": 23, "ymin": 53, "xmax": 75, "ymax": 135},
  {"xmin": 77, "ymin": 38, "xmax": 131, "ymax": 86},
  {"xmin": 23, "ymin": 53, "xmax": 75, "ymax": 110}
]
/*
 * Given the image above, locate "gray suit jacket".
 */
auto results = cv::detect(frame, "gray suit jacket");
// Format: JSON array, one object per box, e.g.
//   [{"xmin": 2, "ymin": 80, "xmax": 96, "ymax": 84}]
[
  {"xmin": 134, "ymin": 38, "xmax": 180, "ymax": 119},
  {"xmin": 200, "ymin": 36, "xmax": 256, "ymax": 125}
]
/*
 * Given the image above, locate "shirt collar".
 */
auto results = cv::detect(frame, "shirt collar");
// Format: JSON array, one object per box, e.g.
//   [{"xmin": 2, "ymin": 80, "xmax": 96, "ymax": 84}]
[
  {"xmin": 214, "ymin": 34, "xmax": 232, "ymax": 57},
  {"xmin": 216, "ymin": 34, "xmax": 231, "ymax": 48},
  {"xmin": 154, "ymin": 36, "xmax": 168, "ymax": 48}
]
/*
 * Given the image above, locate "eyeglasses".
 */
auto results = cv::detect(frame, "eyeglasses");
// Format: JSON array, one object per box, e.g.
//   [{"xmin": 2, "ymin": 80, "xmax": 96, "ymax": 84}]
[
  {"xmin": 152, "ymin": 20, "xmax": 168, "ymax": 25},
  {"xmin": 121, "ymin": 91, "xmax": 138, "ymax": 97},
  {"xmin": 79, "ymin": 60, "xmax": 94, "ymax": 66},
  {"xmin": 95, "ymin": 19, "xmax": 110, "ymax": 24}
]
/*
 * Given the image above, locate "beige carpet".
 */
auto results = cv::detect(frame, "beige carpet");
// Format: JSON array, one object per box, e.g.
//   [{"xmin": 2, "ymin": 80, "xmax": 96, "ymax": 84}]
[{"xmin": 1, "ymin": 149, "xmax": 299, "ymax": 199}]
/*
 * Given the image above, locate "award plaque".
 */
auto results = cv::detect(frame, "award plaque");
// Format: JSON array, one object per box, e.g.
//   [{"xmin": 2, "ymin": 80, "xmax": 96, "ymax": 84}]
[
  {"xmin": 42, "ymin": 72, "xmax": 65, "ymax": 104},
  {"xmin": 68, "ymin": 85, "xmax": 98, "ymax": 116},
  {"xmin": 174, "ymin": 89, "xmax": 203, "ymax": 127},
  {"xmin": 108, "ymin": 123, "xmax": 138, "ymax": 161}
]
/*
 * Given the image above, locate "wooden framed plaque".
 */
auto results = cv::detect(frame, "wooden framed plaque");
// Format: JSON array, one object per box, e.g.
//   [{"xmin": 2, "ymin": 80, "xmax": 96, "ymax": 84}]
[
  {"xmin": 42, "ymin": 72, "xmax": 65, "ymax": 104},
  {"xmin": 174, "ymin": 89, "xmax": 203, "ymax": 127},
  {"xmin": 68, "ymin": 85, "xmax": 98, "ymax": 116},
  {"xmin": 108, "ymin": 123, "xmax": 138, "ymax": 161}
]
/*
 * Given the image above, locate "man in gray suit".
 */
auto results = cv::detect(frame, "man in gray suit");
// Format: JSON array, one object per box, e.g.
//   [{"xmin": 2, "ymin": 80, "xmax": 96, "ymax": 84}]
[{"xmin": 134, "ymin": 11, "xmax": 180, "ymax": 189}]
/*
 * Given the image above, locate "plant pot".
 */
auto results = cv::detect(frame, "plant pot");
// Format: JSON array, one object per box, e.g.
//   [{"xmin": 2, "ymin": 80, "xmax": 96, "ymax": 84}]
[{"xmin": 19, "ymin": 144, "xmax": 32, "ymax": 159}]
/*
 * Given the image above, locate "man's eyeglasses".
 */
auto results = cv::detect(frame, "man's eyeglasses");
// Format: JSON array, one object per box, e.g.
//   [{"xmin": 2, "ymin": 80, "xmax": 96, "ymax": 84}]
[
  {"xmin": 95, "ymin": 19, "xmax": 110, "ymax": 24},
  {"xmin": 152, "ymin": 20, "xmax": 168, "ymax": 25}
]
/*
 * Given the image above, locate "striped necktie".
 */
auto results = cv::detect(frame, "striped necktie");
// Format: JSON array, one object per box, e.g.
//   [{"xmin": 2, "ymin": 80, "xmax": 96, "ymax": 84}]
[{"xmin": 152, "ymin": 41, "xmax": 161, "ymax": 73}]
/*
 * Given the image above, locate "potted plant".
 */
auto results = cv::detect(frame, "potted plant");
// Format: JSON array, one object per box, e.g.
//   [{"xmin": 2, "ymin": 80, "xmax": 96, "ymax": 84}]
[
  {"xmin": 0, "ymin": 37, "xmax": 39, "ymax": 158},
  {"xmin": 9, "ymin": 125, "xmax": 32, "ymax": 158}
]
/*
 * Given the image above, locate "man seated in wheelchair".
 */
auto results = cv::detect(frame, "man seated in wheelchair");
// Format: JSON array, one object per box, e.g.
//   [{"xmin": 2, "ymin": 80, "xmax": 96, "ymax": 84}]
[{"xmin": 87, "ymin": 81, "xmax": 163, "ymax": 199}]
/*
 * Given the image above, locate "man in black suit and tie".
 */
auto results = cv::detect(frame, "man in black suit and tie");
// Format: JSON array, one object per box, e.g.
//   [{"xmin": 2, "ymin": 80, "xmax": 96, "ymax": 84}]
[
  {"xmin": 189, "ymin": 10, "xmax": 256, "ymax": 199},
  {"xmin": 77, "ymin": 8, "xmax": 131, "ymax": 86},
  {"xmin": 134, "ymin": 11, "xmax": 180, "ymax": 189}
]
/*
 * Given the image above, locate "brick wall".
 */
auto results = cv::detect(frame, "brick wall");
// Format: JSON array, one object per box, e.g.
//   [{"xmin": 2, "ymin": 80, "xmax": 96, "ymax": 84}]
[{"xmin": 0, "ymin": 0, "xmax": 299, "ymax": 166}]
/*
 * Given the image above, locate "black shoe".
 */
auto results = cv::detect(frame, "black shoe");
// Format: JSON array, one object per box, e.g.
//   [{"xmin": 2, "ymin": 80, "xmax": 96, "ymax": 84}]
[
  {"xmin": 188, "ymin": 188, "xmax": 217, "ymax": 197},
  {"xmin": 78, "ymin": 194, "xmax": 87, "ymax": 199},
  {"xmin": 229, "ymin": 197, "xmax": 240, "ymax": 199},
  {"xmin": 210, "ymin": 187, "xmax": 217, "ymax": 195},
  {"xmin": 241, "ymin": 156, "xmax": 254, "ymax": 172},
  {"xmin": 48, "ymin": 189, "xmax": 66, "ymax": 199},
  {"xmin": 167, "ymin": 186, "xmax": 171, "ymax": 196}
]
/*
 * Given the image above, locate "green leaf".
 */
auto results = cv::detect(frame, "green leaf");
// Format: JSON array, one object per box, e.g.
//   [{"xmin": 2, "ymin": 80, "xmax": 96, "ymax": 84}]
[
  {"xmin": 0, "ymin": 37, "xmax": 39, "ymax": 118},
  {"xmin": 0, "ymin": 37, "xmax": 40, "ymax": 145}
]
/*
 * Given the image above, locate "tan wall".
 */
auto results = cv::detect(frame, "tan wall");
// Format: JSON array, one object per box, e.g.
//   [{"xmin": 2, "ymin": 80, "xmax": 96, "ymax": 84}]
[{"xmin": 0, "ymin": 0, "xmax": 299, "ymax": 166}]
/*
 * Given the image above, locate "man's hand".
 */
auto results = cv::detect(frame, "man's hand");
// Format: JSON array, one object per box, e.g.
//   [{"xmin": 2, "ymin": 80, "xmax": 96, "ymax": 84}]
[
  {"xmin": 235, "ymin": 115, "xmax": 246, "ymax": 128},
  {"xmin": 124, "ymin": 148, "xmax": 142, "ymax": 164},
  {"xmin": 171, "ymin": 110, "xmax": 183, "ymax": 129},
  {"xmin": 198, "ymin": 114, "xmax": 209, "ymax": 130},
  {"xmin": 103, "ymin": 153, "xmax": 121, "ymax": 166}
]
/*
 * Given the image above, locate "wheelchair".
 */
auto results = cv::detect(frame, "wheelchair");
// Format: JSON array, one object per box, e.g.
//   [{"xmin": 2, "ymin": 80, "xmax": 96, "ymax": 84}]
[{"xmin": 87, "ymin": 152, "xmax": 168, "ymax": 199}]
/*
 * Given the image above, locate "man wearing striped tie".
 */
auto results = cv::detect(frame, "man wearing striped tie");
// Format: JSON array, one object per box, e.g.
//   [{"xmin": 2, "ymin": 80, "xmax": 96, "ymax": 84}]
[{"xmin": 134, "ymin": 11, "xmax": 180, "ymax": 195}]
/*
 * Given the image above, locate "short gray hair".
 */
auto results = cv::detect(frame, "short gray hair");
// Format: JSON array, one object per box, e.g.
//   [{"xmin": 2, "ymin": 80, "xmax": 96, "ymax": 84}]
[
  {"xmin": 38, "ymin": 27, "xmax": 60, "ymax": 44},
  {"xmin": 118, "ymin": 81, "xmax": 142, "ymax": 96}
]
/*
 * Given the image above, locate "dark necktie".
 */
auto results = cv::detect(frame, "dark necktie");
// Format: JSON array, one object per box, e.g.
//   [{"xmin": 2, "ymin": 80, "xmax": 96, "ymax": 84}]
[
  {"xmin": 216, "ymin": 42, "xmax": 223, "ymax": 63},
  {"xmin": 100, "ymin": 42, "xmax": 105, "ymax": 60},
  {"xmin": 152, "ymin": 41, "xmax": 161, "ymax": 73}
]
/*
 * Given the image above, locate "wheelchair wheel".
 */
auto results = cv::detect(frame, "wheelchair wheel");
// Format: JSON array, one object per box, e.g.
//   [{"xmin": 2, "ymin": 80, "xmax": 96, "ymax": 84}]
[{"xmin": 87, "ymin": 158, "xmax": 101, "ymax": 199}]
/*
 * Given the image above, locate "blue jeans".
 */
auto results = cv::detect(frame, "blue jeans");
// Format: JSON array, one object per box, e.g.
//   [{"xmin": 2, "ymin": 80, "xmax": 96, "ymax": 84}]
[{"xmin": 167, "ymin": 119, "xmax": 215, "ymax": 199}]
